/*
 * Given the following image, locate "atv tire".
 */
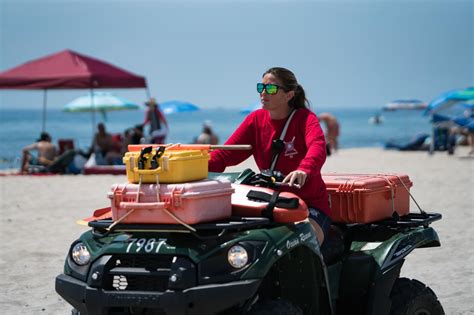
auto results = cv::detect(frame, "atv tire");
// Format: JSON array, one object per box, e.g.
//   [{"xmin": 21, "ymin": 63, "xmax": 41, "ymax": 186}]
[
  {"xmin": 248, "ymin": 299, "xmax": 303, "ymax": 315},
  {"xmin": 390, "ymin": 278, "xmax": 444, "ymax": 315}
]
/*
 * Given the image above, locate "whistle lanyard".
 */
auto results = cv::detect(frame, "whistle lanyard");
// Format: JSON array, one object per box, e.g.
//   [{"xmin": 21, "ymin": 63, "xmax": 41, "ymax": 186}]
[{"xmin": 269, "ymin": 109, "xmax": 297, "ymax": 171}]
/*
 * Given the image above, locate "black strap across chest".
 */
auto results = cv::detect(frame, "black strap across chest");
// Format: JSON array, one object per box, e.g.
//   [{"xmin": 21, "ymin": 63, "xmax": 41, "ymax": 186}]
[{"xmin": 269, "ymin": 109, "xmax": 297, "ymax": 171}]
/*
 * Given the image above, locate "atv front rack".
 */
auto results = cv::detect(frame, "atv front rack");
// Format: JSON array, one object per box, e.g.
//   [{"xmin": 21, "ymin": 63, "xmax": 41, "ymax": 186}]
[{"xmin": 88, "ymin": 216, "xmax": 271, "ymax": 238}]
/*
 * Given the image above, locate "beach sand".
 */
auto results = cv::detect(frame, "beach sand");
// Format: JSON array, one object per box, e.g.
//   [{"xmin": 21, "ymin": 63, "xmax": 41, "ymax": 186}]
[{"xmin": 0, "ymin": 147, "xmax": 472, "ymax": 314}]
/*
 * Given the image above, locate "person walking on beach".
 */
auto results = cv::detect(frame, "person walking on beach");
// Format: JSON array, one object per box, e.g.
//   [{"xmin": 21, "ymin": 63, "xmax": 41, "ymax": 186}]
[
  {"xmin": 208, "ymin": 67, "xmax": 330, "ymax": 244},
  {"xmin": 318, "ymin": 112, "xmax": 340, "ymax": 153},
  {"xmin": 20, "ymin": 132, "xmax": 57, "ymax": 173},
  {"xmin": 143, "ymin": 97, "xmax": 168, "ymax": 144},
  {"xmin": 195, "ymin": 120, "xmax": 219, "ymax": 145}
]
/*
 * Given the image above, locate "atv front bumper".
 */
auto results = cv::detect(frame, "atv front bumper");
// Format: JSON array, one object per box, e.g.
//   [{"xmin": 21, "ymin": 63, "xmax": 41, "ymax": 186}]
[{"xmin": 56, "ymin": 274, "xmax": 261, "ymax": 315}]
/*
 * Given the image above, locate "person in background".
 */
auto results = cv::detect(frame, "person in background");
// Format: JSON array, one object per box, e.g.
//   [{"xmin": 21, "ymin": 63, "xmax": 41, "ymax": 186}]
[
  {"xmin": 468, "ymin": 130, "xmax": 474, "ymax": 155},
  {"xmin": 208, "ymin": 67, "xmax": 330, "ymax": 244},
  {"xmin": 20, "ymin": 132, "xmax": 57, "ymax": 173},
  {"xmin": 143, "ymin": 97, "xmax": 168, "ymax": 144},
  {"xmin": 105, "ymin": 133, "xmax": 125, "ymax": 165},
  {"xmin": 318, "ymin": 112, "xmax": 340, "ymax": 153},
  {"xmin": 195, "ymin": 120, "xmax": 219, "ymax": 145},
  {"xmin": 121, "ymin": 125, "xmax": 144, "ymax": 155},
  {"xmin": 89, "ymin": 122, "xmax": 113, "ymax": 165},
  {"xmin": 121, "ymin": 128, "xmax": 133, "ymax": 154},
  {"xmin": 131, "ymin": 124, "xmax": 145, "ymax": 145}
]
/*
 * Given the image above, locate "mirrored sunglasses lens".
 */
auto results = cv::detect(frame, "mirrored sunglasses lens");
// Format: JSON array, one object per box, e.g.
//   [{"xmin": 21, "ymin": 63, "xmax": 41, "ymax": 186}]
[
  {"xmin": 256, "ymin": 83, "xmax": 264, "ymax": 93},
  {"xmin": 266, "ymin": 84, "xmax": 278, "ymax": 95}
]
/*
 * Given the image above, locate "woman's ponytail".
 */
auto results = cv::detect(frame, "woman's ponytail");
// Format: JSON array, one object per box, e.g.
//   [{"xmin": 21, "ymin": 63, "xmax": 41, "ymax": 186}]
[{"xmin": 289, "ymin": 84, "xmax": 309, "ymax": 109}]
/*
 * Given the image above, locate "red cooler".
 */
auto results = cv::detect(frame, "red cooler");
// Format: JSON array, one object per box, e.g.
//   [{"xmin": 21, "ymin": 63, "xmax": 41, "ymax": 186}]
[
  {"xmin": 322, "ymin": 173, "xmax": 413, "ymax": 223},
  {"xmin": 231, "ymin": 184, "xmax": 309, "ymax": 223}
]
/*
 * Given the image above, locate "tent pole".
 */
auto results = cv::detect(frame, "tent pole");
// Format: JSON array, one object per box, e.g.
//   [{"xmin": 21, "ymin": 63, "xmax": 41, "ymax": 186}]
[
  {"xmin": 42, "ymin": 89, "xmax": 48, "ymax": 132},
  {"xmin": 145, "ymin": 85, "xmax": 151, "ymax": 100},
  {"xmin": 91, "ymin": 88, "xmax": 96, "ymax": 135}
]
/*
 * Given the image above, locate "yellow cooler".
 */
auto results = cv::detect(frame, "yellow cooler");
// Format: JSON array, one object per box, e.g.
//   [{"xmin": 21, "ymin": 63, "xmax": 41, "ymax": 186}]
[{"xmin": 123, "ymin": 149, "xmax": 209, "ymax": 184}]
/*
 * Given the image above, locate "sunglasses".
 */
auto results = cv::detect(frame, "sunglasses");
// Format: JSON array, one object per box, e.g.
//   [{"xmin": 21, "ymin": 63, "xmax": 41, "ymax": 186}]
[{"xmin": 257, "ymin": 83, "xmax": 283, "ymax": 95}]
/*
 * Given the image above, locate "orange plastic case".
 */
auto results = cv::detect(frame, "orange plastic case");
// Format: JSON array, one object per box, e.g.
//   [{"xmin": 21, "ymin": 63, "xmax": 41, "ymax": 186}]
[
  {"xmin": 322, "ymin": 173, "xmax": 413, "ymax": 223},
  {"xmin": 231, "ymin": 184, "xmax": 309, "ymax": 223},
  {"xmin": 108, "ymin": 179, "xmax": 234, "ymax": 224}
]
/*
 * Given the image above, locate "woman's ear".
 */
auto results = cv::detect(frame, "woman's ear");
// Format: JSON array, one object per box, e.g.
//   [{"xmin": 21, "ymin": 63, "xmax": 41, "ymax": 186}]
[{"xmin": 286, "ymin": 90, "xmax": 295, "ymax": 101}]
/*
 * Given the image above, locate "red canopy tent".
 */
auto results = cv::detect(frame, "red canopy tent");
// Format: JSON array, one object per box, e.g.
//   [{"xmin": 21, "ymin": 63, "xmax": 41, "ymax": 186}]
[{"xmin": 0, "ymin": 49, "xmax": 149, "ymax": 131}]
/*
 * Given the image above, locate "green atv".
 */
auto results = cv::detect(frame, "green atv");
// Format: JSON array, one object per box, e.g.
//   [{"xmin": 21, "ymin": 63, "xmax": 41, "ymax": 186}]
[{"xmin": 56, "ymin": 170, "xmax": 444, "ymax": 315}]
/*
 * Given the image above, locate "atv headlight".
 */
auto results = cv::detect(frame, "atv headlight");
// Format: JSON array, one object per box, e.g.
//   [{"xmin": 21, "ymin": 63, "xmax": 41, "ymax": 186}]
[
  {"xmin": 227, "ymin": 245, "xmax": 248, "ymax": 269},
  {"xmin": 71, "ymin": 242, "xmax": 91, "ymax": 266}
]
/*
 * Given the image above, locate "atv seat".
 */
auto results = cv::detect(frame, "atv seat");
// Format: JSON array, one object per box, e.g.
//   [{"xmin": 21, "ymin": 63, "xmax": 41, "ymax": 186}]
[{"xmin": 321, "ymin": 225, "xmax": 346, "ymax": 265}]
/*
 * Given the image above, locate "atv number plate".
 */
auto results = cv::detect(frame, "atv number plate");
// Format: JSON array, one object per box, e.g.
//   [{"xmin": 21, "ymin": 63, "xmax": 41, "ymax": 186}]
[{"xmin": 126, "ymin": 238, "xmax": 173, "ymax": 253}]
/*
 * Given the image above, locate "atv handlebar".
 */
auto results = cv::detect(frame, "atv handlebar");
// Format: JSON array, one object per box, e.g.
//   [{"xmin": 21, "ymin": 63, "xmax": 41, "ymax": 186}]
[{"xmin": 237, "ymin": 169, "xmax": 301, "ymax": 189}]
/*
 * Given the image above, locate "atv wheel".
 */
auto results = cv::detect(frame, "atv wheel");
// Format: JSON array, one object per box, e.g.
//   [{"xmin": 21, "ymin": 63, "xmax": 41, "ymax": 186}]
[
  {"xmin": 248, "ymin": 299, "xmax": 303, "ymax": 315},
  {"xmin": 390, "ymin": 278, "xmax": 444, "ymax": 315}
]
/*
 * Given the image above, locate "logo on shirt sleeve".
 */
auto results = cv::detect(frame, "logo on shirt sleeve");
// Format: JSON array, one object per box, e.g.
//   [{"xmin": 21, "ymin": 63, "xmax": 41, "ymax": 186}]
[{"xmin": 284, "ymin": 136, "xmax": 298, "ymax": 158}]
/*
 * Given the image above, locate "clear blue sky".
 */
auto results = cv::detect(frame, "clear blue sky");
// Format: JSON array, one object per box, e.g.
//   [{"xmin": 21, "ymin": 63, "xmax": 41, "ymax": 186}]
[{"xmin": 0, "ymin": 0, "xmax": 472, "ymax": 110}]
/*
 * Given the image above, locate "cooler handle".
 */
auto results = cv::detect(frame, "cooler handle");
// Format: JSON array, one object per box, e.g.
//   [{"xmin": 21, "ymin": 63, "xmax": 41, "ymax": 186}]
[
  {"xmin": 133, "ymin": 167, "xmax": 164, "ymax": 175},
  {"xmin": 120, "ymin": 201, "xmax": 166, "ymax": 210}
]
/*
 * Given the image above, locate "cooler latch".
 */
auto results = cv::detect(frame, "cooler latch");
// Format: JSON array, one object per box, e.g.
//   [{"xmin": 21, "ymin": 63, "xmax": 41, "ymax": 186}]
[{"xmin": 171, "ymin": 186, "xmax": 185, "ymax": 208}]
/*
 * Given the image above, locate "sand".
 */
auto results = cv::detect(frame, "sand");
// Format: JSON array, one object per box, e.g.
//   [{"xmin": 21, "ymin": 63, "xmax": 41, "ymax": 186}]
[{"xmin": 0, "ymin": 147, "xmax": 472, "ymax": 314}]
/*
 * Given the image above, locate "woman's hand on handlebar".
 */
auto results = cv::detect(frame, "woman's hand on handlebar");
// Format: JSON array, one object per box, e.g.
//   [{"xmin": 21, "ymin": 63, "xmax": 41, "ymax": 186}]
[{"xmin": 282, "ymin": 170, "xmax": 307, "ymax": 188}]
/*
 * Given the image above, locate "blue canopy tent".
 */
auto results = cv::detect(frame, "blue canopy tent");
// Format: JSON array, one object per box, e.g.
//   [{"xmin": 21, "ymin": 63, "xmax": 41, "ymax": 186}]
[{"xmin": 424, "ymin": 87, "xmax": 474, "ymax": 153}]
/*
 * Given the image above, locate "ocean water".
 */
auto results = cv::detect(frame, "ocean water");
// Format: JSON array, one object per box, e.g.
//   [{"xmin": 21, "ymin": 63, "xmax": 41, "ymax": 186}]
[{"xmin": 0, "ymin": 107, "xmax": 432, "ymax": 170}]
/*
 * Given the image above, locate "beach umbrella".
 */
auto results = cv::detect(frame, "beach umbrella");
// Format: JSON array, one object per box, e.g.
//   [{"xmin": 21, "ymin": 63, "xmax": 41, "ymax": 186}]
[
  {"xmin": 159, "ymin": 100, "xmax": 200, "ymax": 115},
  {"xmin": 64, "ymin": 91, "xmax": 139, "ymax": 121},
  {"xmin": 424, "ymin": 87, "xmax": 474, "ymax": 115},
  {"xmin": 425, "ymin": 87, "xmax": 474, "ymax": 153},
  {"xmin": 431, "ymin": 101, "xmax": 474, "ymax": 131}
]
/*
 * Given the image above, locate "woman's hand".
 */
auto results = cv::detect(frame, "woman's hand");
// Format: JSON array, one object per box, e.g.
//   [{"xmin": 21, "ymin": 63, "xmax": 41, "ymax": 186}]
[{"xmin": 282, "ymin": 170, "xmax": 307, "ymax": 188}]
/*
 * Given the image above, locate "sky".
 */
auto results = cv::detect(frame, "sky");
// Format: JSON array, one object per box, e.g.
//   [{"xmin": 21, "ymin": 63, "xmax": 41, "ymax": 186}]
[{"xmin": 0, "ymin": 0, "xmax": 472, "ymax": 110}]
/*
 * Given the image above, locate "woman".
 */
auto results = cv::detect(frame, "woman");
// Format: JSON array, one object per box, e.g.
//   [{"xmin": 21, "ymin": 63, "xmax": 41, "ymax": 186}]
[{"xmin": 209, "ymin": 67, "xmax": 330, "ymax": 243}]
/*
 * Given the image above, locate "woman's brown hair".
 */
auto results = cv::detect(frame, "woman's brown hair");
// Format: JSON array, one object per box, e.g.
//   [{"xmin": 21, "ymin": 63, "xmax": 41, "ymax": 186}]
[{"xmin": 263, "ymin": 67, "xmax": 309, "ymax": 109}]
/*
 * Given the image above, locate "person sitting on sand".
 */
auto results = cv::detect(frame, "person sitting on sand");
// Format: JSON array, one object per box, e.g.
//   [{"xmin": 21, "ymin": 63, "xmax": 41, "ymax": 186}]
[
  {"xmin": 21, "ymin": 132, "xmax": 76, "ymax": 174},
  {"xmin": 89, "ymin": 123, "xmax": 114, "ymax": 165},
  {"xmin": 195, "ymin": 121, "xmax": 219, "ymax": 145},
  {"xmin": 20, "ymin": 132, "xmax": 57, "ymax": 173},
  {"xmin": 130, "ymin": 124, "xmax": 145, "ymax": 145}
]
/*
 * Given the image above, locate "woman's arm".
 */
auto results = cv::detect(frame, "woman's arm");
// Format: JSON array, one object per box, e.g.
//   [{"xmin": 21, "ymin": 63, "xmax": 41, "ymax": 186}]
[
  {"xmin": 209, "ymin": 115, "xmax": 255, "ymax": 172},
  {"xmin": 297, "ymin": 113, "xmax": 327, "ymax": 175}
]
